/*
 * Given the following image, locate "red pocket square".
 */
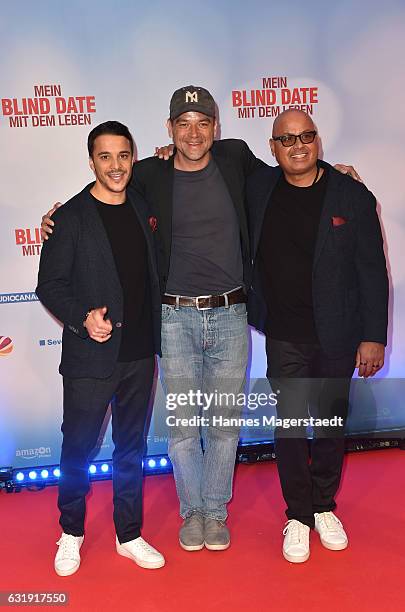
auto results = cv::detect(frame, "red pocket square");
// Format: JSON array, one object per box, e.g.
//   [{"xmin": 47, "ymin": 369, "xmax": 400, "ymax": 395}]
[
  {"xmin": 332, "ymin": 216, "xmax": 347, "ymax": 227},
  {"xmin": 148, "ymin": 216, "xmax": 157, "ymax": 232}
]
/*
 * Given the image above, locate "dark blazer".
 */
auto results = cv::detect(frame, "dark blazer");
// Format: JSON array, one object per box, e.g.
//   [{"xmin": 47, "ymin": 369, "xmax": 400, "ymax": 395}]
[
  {"xmin": 130, "ymin": 139, "xmax": 263, "ymax": 294},
  {"xmin": 247, "ymin": 160, "xmax": 389, "ymax": 358},
  {"xmin": 36, "ymin": 184, "xmax": 161, "ymax": 378}
]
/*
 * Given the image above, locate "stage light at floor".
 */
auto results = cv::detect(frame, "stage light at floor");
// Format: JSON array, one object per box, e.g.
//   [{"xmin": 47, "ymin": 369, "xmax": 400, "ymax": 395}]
[
  {"xmin": 10, "ymin": 454, "xmax": 172, "ymax": 488},
  {"xmin": 0, "ymin": 468, "xmax": 13, "ymax": 487},
  {"xmin": 7, "ymin": 437, "xmax": 405, "ymax": 491}
]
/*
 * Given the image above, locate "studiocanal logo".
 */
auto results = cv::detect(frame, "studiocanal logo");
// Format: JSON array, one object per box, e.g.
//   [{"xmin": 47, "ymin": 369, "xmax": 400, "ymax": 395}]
[
  {"xmin": 0, "ymin": 336, "xmax": 13, "ymax": 356},
  {"xmin": 0, "ymin": 292, "xmax": 38, "ymax": 304},
  {"xmin": 14, "ymin": 227, "xmax": 42, "ymax": 256}
]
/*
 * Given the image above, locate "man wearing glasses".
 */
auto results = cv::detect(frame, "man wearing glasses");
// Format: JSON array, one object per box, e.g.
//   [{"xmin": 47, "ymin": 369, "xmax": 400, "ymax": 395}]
[{"xmin": 248, "ymin": 109, "xmax": 388, "ymax": 564}]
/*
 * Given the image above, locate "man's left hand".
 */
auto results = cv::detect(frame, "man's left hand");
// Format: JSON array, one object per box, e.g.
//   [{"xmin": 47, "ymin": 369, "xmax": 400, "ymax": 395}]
[
  {"xmin": 334, "ymin": 164, "xmax": 362, "ymax": 182},
  {"xmin": 154, "ymin": 144, "xmax": 174, "ymax": 160},
  {"xmin": 355, "ymin": 342, "xmax": 385, "ymax": 377}
]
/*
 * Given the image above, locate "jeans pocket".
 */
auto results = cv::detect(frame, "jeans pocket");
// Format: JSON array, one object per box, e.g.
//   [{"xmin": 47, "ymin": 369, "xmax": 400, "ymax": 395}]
[
  {"xmin": 229, "ymin": 302, "xmax": 247, "ymax": 317},
  {"xmin": 161, "ymin": 304, "xmax": 175, "ymax": 321}
]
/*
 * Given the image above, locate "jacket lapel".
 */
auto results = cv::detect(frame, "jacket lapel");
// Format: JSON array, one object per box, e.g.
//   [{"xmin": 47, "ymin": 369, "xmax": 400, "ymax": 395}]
[
  {"xmin": 252, "ymin": 166, "xmax": 282, "ymax": 259},
  {"xmin": 313, "ymin": 163, "xmax": 342, "ymax": 269},
  {"xmin": 82, "ymin": 186, "xmax": 122, "ymax": 295},
  {"xmin": 152, "ymin": 159, "xmax": 174, "ymax": 270},
  {"xmin": 127, "ymin": 190, "xmax": 159, "ymax": 278},
  {"xmin": 213, "ymin": 151, "xmax": 250, "ymax": 253},
  {"xmin": 130, "ymin": 159, "xmax": 173, "ymax": 273}
]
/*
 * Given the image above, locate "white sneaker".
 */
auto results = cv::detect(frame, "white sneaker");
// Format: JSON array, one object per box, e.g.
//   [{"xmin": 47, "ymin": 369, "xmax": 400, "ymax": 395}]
[
  {"xmin": 314, "ymin": 511, "xmax": 348, "ymax": 550},
  {"xmin": 54, "ymin": 533, "xmax": 84, "ymax": 576},
  {"xmin": 116, "ymin": 536, "xmax": 165, "ymax": 569},
  {"xmin": 282, "ymin": 520, "xmax": 310, "ymax": 563}
]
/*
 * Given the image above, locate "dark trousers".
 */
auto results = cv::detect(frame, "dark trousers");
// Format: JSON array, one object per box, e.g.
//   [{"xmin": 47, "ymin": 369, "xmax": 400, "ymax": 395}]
[
  {"xmin": 266, "ymin": 338, "xmax": 355, "ymax": 529},
  {"xmin": 59, "ymin": 357, "xmax": 155, "ymax": 543}
]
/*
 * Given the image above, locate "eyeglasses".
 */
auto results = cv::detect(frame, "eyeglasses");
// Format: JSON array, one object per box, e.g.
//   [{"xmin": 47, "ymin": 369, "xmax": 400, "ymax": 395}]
[{"xmin": 272, "ymin": 130, "xmax": 317, "ymax": 147}]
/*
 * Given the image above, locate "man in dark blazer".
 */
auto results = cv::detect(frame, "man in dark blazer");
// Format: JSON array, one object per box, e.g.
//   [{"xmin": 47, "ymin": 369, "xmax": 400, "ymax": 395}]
[
  {"xmin": 248, "ymin": 109, "xmax": 388, "ymax": 563},
  {"xmin": 36, "ymin": 121, "xmax": 164, "ymax": 575}
]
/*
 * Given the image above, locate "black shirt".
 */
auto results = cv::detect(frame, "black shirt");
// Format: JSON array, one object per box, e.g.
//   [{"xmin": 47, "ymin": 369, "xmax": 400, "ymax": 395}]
[
  {"xmin": 258, "ymin": 168, "xmax": 328, "ymax": 342},
  {"xmin": 94, "ymin": 195, "xmax": 154, "ymax": 361},
  {"xmin": 166, "ymin": 158, "xmax": 244, "ymax": 296}
]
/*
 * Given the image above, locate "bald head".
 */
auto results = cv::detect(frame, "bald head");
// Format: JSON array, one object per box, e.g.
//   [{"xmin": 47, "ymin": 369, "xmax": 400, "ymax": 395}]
[
  {"xmin": 270, "ymin": 109, "xmax": 320, "ymax": 186},
  {"xmin": 272, "ymin": 109, "xmax": 316, "ymax": 138}
]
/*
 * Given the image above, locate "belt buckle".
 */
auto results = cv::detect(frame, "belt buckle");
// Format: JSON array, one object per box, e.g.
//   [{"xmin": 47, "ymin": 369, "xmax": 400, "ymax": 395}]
[{"xmin": 195, "ymin": 295, "xmax": 212, "ymax": 310}]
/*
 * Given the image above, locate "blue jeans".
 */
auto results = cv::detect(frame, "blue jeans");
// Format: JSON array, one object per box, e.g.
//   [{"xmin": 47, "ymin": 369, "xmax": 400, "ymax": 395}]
[{"xmin": 160, "ymin": 302, "xmax": 248, "ymax": 521}]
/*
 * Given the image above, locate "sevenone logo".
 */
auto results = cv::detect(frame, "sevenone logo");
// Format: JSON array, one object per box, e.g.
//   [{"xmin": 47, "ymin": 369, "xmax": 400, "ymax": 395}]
[
  {"xmin": 39, "ymin": 338, "xmax": 62, "ymax": 347},
  {"xmin": 16, "ymin": 446, "xmax": 52, "ymax": 460},
  {"xmin": 0, "ymin": 336, "xmax": 13, "ymax": 355},
  {"xmin": 14, "ymin": 227, "xmax": 42, "ymax": 256},
  {"xmin": 0, "ymin": 292, "xmax": 38, "ymax": 304}
]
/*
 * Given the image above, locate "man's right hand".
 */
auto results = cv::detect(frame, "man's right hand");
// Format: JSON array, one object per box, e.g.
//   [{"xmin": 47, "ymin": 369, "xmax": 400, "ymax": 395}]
[
  {"xmin": 41, "ymin": 202, "xmax": 62, "ymax": 240},
  {"xmin": 84, "ymin": 306, "xmax": 113, "ymax": 343}
]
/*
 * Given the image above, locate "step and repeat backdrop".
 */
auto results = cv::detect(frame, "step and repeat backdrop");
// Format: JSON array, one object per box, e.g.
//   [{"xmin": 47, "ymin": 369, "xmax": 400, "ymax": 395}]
[{"xmin": 1, "ymin": 0, "xmax": 404, "ymax": 468}]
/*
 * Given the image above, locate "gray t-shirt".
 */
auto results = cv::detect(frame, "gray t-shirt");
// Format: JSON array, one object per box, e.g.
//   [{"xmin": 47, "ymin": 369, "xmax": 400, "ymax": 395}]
[{"xmin": 166, "ymin": 158, "xmax": 244, "ymax": 296}]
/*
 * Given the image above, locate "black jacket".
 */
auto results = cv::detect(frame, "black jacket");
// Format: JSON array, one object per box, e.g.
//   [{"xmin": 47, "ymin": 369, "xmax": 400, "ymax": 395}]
[
  {"xmin": 247, "ymin": 160, "xmax": 389, "ymax": 357},
  {"xmin": 130, "ymin": 139, "xmax": 263, "ymax": 294},
  {"xmin": 36, "ymin": 184, "xmax": 161, "ymax": 378}
]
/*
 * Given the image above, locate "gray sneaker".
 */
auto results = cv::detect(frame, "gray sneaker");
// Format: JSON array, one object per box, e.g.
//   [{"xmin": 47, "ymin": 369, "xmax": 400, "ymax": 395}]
[
  {"xmin": 179, "ymin": 513, "xmax": 205, "ymax": 551},
  {"xmin": 204, "ymin": 518, "xmax": 230, "ymax": 551}
]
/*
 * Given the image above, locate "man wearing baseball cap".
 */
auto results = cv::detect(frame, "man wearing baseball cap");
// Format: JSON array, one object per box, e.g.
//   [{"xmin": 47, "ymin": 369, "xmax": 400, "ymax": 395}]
[
  {"xmin": 131, "ymin": 85, "xmax": 258, "ymax": 551},
  {"xmin": 169, "ymin": 85, "xmax": 216, "ymax": 118}
]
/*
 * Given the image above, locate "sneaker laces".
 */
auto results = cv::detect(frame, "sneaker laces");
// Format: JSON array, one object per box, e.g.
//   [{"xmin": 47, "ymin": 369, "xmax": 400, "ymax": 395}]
[
  {"xmin": 209, "ymin": 519, "xmax": 226, "ymax": 528},
  {"xmin": 317, "ymin": 512, "xmax": 343, "ymax": 533},
  {"xmin": 56, "ymin": 534, "xmax": 80, "ymax": 559},
  {"xmin": 133, "ymin": 537, "xmax": 157, "ymax": 554},
  {"xmin": 283, "ymin": 520, "xmax": 305, "ymax": 544},
  {"xmin": 204, "ymin": 518, "xmax": 228, "ymax": 532},
  {"xmin": 185, "ymin": 513, "xmax": 204, "ymax": 525}
]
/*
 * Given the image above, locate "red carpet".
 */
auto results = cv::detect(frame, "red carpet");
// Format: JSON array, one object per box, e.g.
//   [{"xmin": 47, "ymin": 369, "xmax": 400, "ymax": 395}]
[{"xmin": 0, "ymin": 449, "xmax": 404, "ymax": 612}]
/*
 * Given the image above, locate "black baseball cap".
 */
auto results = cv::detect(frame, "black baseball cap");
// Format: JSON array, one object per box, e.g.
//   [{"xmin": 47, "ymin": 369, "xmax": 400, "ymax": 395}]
[{"xmin": 169, "ymin": 85, "xmax": 216, "ymax": 120}]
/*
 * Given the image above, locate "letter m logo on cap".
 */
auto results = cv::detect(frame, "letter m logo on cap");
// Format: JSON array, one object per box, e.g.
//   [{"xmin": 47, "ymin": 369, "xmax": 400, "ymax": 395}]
[{"xmin": 185, "ymin": 91, "xmax": 198, "ymax": 103}]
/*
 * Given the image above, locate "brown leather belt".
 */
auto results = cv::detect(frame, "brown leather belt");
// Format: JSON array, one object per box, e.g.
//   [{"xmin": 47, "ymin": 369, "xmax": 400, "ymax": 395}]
[{"xmin": 162, "ymin": 288, "xmax": 246, "ymax": 310}]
